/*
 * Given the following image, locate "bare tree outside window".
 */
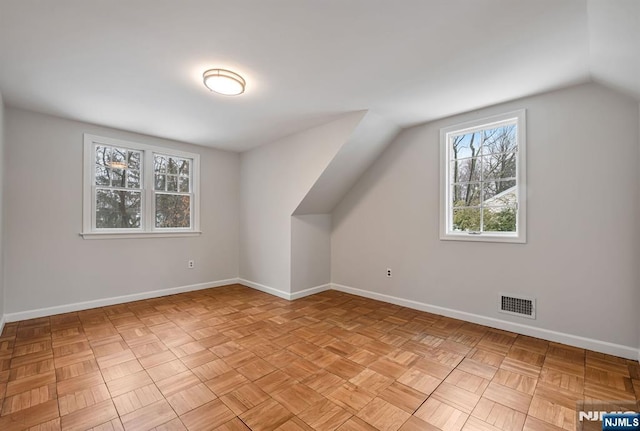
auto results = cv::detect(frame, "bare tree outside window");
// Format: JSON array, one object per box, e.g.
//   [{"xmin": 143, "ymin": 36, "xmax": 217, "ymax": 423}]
[
  {"xmin": 450, "ymin": 124, "xmax": 518, "ymax": 233},
  {"xmin": 83, "ymin": 134, "xmax": 200, "ymax": 238},
  {"xmin": 95, "ymin": 146, "xmax": 142, "ymax": 229},
  {"xmin": 154, "ymin": 155, "xmax": 191, "ymax": 228}
]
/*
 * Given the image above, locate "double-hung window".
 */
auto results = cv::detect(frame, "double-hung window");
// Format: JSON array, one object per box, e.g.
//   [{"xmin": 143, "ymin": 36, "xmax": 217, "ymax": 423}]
[
  {"xmin": 440, "ymin": 110, "xmax": 526, "ymax": 243},
  {"xmin": 82, "ymin": 134, "xmax": 200, "ymax": 238}
]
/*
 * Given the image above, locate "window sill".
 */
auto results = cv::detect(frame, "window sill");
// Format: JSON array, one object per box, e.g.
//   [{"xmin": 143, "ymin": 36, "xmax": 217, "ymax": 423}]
[
  {"xmin": 440, "ymin": 232, "xmax": 526, "ymax": 244},
  {"xmin": 80, "ymin": 231, "xmax": 202, "ymax": 240}
]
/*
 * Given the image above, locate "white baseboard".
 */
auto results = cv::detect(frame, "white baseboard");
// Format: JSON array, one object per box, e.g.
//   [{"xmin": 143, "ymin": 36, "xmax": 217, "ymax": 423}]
[
  {"xmin": 290, "ymin": 284, "xmax": 331, "ymax": 300},
  {"xmin": 4, "ymin": 278, "xmax": 240, "ymax": 323},
  {"xmin": 237, "ymin": 280, "xmax": 331, "ymax": 301},
  {"xmin": 331, "ymin": 283, "xmax": 640, "ymax": 361},
  {"xmin": 238, "ymin": 279, "xmax": 290, "ymax": 300},
  {"xmin": 0, "ymin": 314, "xmax": 5, "ymax": 337}
]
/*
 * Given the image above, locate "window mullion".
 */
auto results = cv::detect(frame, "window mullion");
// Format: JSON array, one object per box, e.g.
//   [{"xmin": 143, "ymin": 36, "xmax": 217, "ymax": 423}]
[{"xmin": 144, "ymin": 150, "xmax": 155, "ymax": 231}]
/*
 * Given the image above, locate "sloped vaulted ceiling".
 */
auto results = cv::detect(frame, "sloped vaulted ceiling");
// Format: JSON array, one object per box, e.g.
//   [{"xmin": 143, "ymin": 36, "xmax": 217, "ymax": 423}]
[
  {"xmin": 0, "ymin": 0, "xmax": 636, "ymax": 151},
  {"xmin": 588, "ymin": 0, "xmax": 640, "ymax": 100}
]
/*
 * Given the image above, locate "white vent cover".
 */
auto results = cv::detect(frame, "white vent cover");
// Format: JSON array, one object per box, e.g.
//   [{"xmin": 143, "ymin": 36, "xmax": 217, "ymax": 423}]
[{"xmin": 499, "ymin": 293, "xmax": 536, "ymax": 319}]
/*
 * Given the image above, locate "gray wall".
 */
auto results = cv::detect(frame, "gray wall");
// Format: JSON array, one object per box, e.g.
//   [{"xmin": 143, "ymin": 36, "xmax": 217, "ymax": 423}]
[
  {"xmin": 291, "ymin": 214, "xmax": 331, "ymax": 293},
  {"xmin": 4, "ymin": 108, "xmax": 240, "ymax": 314},
  {"xmin": 332, "ymin": 83, "xmax": 640, "ymax": 350},
  {"xmin": 0, "ymin": 93, "xmax": 5, "ymax": 322}
]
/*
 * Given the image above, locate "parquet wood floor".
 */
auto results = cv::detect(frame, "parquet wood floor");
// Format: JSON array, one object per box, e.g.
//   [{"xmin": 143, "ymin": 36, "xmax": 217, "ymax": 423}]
[{"xmin": 0, "ymin": 284, "xmax": 637, "ymax": 431}]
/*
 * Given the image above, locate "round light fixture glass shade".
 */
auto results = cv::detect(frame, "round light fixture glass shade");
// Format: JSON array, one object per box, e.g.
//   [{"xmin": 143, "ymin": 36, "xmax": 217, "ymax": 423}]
[{"xmin": 203, "ymin": 69, "xmax": 246, "ymax": 96}]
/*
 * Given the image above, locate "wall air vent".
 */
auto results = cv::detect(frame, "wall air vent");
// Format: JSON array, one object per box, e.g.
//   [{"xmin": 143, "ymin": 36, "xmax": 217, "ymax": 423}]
[{"xmin": 499, "ymin": 293, "xmax": 536, "ymax": 319}]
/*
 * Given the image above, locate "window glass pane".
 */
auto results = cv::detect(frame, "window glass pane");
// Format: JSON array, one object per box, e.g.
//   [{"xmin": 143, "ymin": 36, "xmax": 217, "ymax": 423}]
[
  {"xmin": 452, "ymin": 183, "xmax": 481, "ymax": 207},
  {"xmin": 168, "ymin": 158, "xmax": 178, "ymax": 175},
  {"xmin": 442, "ymin": 113, "xmax": 523, "ymax": 240},
  {"xmin": 451, "ymin": 132, "xmax": 481, "ymax": 160},
  {"xmin": 451, "ymin": 160, "xmax": 482, "ymax": 184},
  {"xmin": 96, "ymin": 146, "xmax": 110, "ymax": 166},
  {"xmin": 167, "ymin": 176, "xmax": 178, "ymax": 192},
  {"xmin": 96, "ymin": 189, "xmax": 141, "ymax": 229},
  {"xmin": 155, "ymin": 174, "xmax": 166, "ymax": 191},
  {"xmin": 452, "ymin": 208, "xmax": 481, "ymax": 232},
  {"xmin": 179, "ymin": 160, "xmax": 190, "ymax": 176},
  {"xmin": 453, "ymin": 158, "xmax": 481, "ymax": 183},
  {"xmin": 483, "ymin": 207, "xmax": 517, "ymax": 232},
  {"xmin": 156, "ymin": 194, "xmax": 191, "ymax": 228},
  {"xmin": 482, "ymin": 153, "xmax": 516, "ymax": 181},
  {"xmin": 127, "ymin": 151, "xmax": 141, "ymax": 170},
  {"xmin": 127, "ymin": 170, "xmax": 141, "ymax": 189},
  {"xmin": 154, "ymin": 155, "xmax": 167, "ymax": 173},
  {"xmin": 110, "ymin": 169, "xmax": 126, "ymax": 188},
  {"xmin": 482, "ymin": 125, "xmax": 517, "ymax": 155},
  {"xmin": 482, "ymin": 180, "xmax": 517, "ymax": 204},
  {"xmin": 95, "ymin": 166, "xmax": 110, "ymax": 186},
  {"xmin": 179, "ymin": 176, "xmax": 190, "ymax": 193}
]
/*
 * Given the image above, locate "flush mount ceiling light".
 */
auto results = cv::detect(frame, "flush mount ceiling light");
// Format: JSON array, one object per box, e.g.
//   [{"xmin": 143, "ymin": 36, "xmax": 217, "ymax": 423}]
[
  {"xmin": 109, "ymin": 162, "xmax": 128, "ymax": 169},
  {"xmin": 203, "ymin": 68, "xmax": 246, "ymax": 96}
]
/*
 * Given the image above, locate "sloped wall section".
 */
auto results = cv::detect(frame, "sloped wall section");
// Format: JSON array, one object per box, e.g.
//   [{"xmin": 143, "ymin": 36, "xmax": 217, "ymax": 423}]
[
  {"xmin": 290, "ymin": 113, "xmax": 400, "ymax": 294},
  {"xmin": 239, "ymin": 111, "xmax": 367, "ymax": 296},
  {"xmin": 239, "ymin": 110, "xmax": 399, "ymax": 297},
  {"xmin": 588, "ymin": 0, "xmax": 640, "ymax": 100},
  {"xmin": 294, "ymin": 112, "xmax": 400, "ymax": 215}
]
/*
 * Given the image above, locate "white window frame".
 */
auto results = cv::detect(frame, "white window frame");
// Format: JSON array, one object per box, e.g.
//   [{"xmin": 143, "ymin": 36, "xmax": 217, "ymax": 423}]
[
  {"xmin": 82, "ymin": 134, "xmax": 201, "ymax": 239},
  {"xmin": 440, "ymin": 110, "xmax": 526, "ymax": 243}
]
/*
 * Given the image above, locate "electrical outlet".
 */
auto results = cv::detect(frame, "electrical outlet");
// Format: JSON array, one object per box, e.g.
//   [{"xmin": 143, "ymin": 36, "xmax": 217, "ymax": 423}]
[
  {"xmin": 188, "ymin": 260, "xmax": 194, "ymax": 269},
  {"xmin": 386, "ymin": 268, "xmax": 392, "ymax": 277}
]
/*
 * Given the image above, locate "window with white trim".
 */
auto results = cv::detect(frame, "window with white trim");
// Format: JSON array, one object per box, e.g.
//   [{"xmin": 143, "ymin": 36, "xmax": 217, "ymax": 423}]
[
  {"xmin": 82, "ymin": 134, "xmax": 200, "ymax": 239},
  {"xmin": 440, "ymin": 110, "xmax": 526, "ymax": 243}
]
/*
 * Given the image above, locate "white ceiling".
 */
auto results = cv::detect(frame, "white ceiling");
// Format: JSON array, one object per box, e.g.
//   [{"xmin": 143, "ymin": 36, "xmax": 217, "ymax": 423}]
[{"xmin": 0, "ymin": 0, "xmax": 636, "ymax": 151}]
